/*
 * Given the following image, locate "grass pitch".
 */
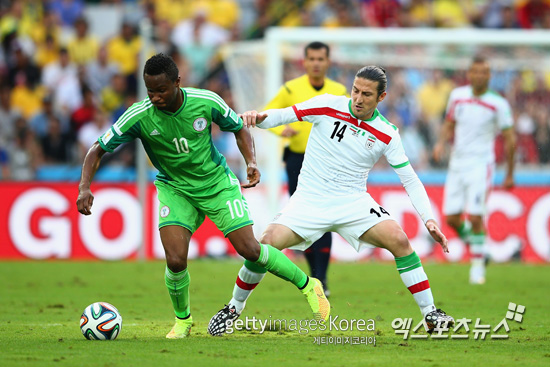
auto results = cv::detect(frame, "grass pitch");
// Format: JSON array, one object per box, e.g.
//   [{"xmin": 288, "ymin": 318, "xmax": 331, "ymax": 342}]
[{"xmin": 1, "ymin": 259, "xmax": 549, "ymax": 367}]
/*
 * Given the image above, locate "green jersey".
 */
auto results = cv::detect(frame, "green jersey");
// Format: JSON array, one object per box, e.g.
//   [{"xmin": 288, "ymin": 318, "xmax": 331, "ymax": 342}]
[{"xmin": 99, "ymin": 88, "xmax": 243, "ymax": 191}]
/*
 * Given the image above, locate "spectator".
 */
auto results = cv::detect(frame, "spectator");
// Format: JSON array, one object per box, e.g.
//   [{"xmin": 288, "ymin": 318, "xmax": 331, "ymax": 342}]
[
  {"xmin": 77, "ymin": 108, "xmax": 111, "ymax": 160},
  {"xmin": 85, "ymin": 45, "xmax": 119, "ymax": 95},
  {"xmin": 47, "ymin": 0, "xmax": 84, "ymax": 28},
  {"xmin": 70, "ymin": 86, "xmax": 96, "ymax": 137},
  {"xmin": 106, "ymin": 21, "xmax": 142, "ymax": 95},
  {"xmin": 416, "ymin": 69, "xmax": 454, "ymax": 124},
  {"xmin": 0, "ymin": 84, "xmax": 21, "ymax": 144},
  {"xmin": 40, "ymin": 116, "xmax": 72, "ymax": 164},
  {"xmin": 7, "ymin": 41, "xmax": 41, "ymax": 89},
  {"xmin": 29, "ymin": 94, "xmax": 69, "ymax": 138},
  {"xmin": 34, "ymin": 34, "xmax": 60, "ymax": 68},
  {"xmin": 100, "ymin": 73, "xmax": 126, "ymax": 114},
  {"xmin": 433, "ymin": 0, "xmax": 477, "ymax": 27},
  {"xmin": 67, "ymin": 17, "xmax": 99, "ymax": 66},
  {"xmin": 41, "ymin": 47, "xmax": 82, "ymax": 116},
  {"xmin": 171, "ymin": 7, "xmax": 229, "ymax": 50},
  {"xmin": 516, "ymin": 0, "xmax": 550, "ymax": 28},
  {"xmin": 362, "ymin": 0, "xmax": 402, "ymax": 27},
  {"xmin": 10, "ymin": 72, "xmax": 44, "ymax": 120},
  {"xmin": 8, "ymin": 116, "xmax": 42, "ymax": 181}
]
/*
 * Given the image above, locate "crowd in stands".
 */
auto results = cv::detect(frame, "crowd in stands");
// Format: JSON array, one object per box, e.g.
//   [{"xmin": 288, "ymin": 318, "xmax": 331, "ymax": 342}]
[{"xmin": 0, "ymin": 0, "xmax": 549, "ymax": 180}]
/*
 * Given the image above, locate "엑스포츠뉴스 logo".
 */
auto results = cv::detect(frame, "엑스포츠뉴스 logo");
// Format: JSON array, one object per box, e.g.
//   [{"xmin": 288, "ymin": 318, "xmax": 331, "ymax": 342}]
[{"xmin": 193, "ymin": 117, "xmax": 208, "ymax": 132}]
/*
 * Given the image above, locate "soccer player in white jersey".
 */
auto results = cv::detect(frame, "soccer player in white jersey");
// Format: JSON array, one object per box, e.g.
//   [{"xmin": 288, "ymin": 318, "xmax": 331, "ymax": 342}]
[
  {"xmin": 433, "ymin": 56, "xmax": 516, "ymax": 284},
  {"xmin": 208, "ymin": 66, "xmax": 454, "ymax": 336}
]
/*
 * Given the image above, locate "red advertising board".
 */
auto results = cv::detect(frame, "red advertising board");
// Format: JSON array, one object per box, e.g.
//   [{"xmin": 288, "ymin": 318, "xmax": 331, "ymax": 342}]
[{"xmin": 0, "ymin": 182, "xmax": 548, "ymax": 262}]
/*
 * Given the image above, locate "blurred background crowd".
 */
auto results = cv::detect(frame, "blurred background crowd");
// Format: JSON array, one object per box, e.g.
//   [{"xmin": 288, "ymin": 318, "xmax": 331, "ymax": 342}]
[{"xmin": 0, "ymin": 0, "xmax": 549, "ymax": 181}]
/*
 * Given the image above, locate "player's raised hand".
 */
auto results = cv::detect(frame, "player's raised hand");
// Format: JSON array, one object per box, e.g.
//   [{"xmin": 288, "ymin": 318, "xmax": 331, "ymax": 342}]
[
  {"xmin": 432, "ymin": 142, "xmax": 445, "ymax": 163},
  {"xmin": 77, "ymin": 189, "xmax": 94, "ymax": 215},
  {"xmin": 425, "ymin": 219, "xmax": 449, "ymax": 253},
  {"xmin": 281, "ymin": 126, "xmax": 298, "ymax": 137},
  {"xmin": 239, "ymin": 110, "xmax": 268, "ymax": 128},
  {"xmin": 241, "ymin": 162, "xmax": 261, "ymax": 188}
]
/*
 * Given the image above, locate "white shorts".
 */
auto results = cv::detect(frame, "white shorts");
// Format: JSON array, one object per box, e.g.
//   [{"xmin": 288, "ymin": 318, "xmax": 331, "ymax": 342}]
[
  {"xmin": 272, "ymin": 190, "xmax": 396, "ymax": 252},
  {"xmin": 443, "ymin": 163, "xmax": 494, "ymax": 216}
]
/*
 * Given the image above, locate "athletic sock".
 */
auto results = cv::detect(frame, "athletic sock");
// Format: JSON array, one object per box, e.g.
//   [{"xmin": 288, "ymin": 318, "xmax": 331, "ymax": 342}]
[
  {"xmin": 229, "ymin": 260, "xmax": 267, "ymax": 313},
  {"xmin": 255, "ymin": 243, "xmax": 308, "ymax": 289},
  {"xmin": 309, "ymin": 232, "xmax": 332, "ymax": 286},
  {"xmin": 457, "ymin": 220, "xmax": 472, "ymax": 243},
  {"xmin": 164, "ymin": 267, "xmax": 191, "ymax": 319},
  {"xmin": 395, "ymin": 251, "xmax": 436, "ymax": 317},
  {"xmin": 469, "ymin": 231, "xmax": 486, "ymax": 264}
]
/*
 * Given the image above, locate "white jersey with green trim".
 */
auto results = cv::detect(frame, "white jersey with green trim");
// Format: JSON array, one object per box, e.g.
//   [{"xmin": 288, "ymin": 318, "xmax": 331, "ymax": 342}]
[
  {"xmin": 261, "ymin": 94, "xmax": 410, "ymax": 196},
  {"xmin": 445, "ymin": 85, "xmax": 513, "ymax": 170}
]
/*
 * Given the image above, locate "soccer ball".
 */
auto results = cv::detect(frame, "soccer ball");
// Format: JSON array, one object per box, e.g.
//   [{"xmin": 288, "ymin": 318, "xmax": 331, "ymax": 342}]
[{"xmin": 80, "ymin": 302, "xmax": 122, "ymax": 340}]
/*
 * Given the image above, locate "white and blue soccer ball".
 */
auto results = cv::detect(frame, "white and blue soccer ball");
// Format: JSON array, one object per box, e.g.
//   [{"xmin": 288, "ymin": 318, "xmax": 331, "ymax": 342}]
[{"xmin": 80, "ymin": 302, "xmax": 122, "ymax": 340}]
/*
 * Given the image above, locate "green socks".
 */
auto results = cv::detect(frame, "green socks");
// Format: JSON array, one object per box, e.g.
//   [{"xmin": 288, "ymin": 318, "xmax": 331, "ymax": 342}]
[
  {"xmin": 165, "ymin": 267, "xmax": 191, "ymax": 319},
  {"xmin": 457, "ymin": 220, "xmax": 472, "ymax": 242},
  {"xmin": 254, "ymin": 243, "xmax": 308, "ymax": 289}
]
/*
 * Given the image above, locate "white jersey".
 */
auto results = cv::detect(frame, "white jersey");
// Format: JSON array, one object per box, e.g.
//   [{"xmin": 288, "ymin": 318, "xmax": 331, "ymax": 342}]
[
  {"xmin": 259, "ymin": 94, "xmax": 435, "ymax": 224},
  {"xmin": 265, "ymin": 94, "xmax": 408, "ymax": 196},
  {"xmin": 445, "ymin": 85, "xmax": 513, "ymax": 170}
]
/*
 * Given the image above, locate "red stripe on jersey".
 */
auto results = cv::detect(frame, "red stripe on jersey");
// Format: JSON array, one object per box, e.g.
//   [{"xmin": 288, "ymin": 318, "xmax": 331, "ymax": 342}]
[
  {"xmin": 445, "ymin": 100, "xmax": 458, "ymax": 122},
  {"xmin": 407, "ymin": 280, "xmax": 430, "ymax": 294},
  {"xmin": 455, "ymin": 98, "xmax": 497, "ymax": 113},
  {"xmin": 292, "ymin": 106, "xmax": 392, "ymax": 144},
  {"xmin": 236, "ymin": 276, "xmax": 259, "ymax": 291},
  {"xmin": 292, "ymin": 105, "xmax": 302, "ymax": 121}
]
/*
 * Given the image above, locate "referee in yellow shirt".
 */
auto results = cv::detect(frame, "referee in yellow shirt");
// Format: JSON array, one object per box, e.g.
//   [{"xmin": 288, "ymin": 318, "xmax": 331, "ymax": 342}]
[{"xmin": 264, "ymin": 41, "xmax": 348, "ymax": 297}]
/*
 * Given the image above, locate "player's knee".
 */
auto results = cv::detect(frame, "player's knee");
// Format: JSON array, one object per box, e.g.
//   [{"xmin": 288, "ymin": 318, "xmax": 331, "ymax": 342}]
[
  {"xmin": 445, "ymin": 216, "xmax": 460, "ymax": 229},
  {"xmin": 259, "ymin": 231, "xmax": 274, "ymax": 245},
  {"xmin": 391, "ymin": 230, "xmax": 411, "ymax": 254},
  {"xmin": 165, "ymin": 255, "xmax": 187, "ymax": 273},
  {"xmin": 234, "ymin": 241, "xmax": 261, "ymax": 262},
  {"xmin": 470, "ymin": 216, "xmax": 484, "ymax": 232}
]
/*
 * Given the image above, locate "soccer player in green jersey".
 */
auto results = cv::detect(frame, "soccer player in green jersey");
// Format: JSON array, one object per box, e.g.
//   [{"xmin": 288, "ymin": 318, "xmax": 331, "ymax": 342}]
[{"xmin": 76, "ymin": 53, "xmax": 329, "ymax": 339}]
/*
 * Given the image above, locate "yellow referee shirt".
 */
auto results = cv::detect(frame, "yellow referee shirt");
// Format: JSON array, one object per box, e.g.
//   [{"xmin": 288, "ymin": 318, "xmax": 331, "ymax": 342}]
[{"xmin": 265, "ymin": 74, "xmax": 348, "ymax": 153}]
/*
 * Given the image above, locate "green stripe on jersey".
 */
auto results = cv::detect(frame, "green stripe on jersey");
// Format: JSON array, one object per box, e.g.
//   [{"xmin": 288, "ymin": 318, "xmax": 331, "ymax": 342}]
[
  {"xmin": 391, "ymin": 161, "xmax": 410, "ymax": 169},
  {"xmin": 186, "ymin": 89, "xmax": 228, "ymax": 115},
  {"xmin": 114, "ymin": 99, "xmax": 153, "ymax": 133}
]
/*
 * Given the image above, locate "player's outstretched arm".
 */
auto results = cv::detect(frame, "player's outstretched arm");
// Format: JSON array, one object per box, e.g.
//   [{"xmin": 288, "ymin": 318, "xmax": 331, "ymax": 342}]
[
  {"xmin": 239, "ymin": 110, "xmax": 268, "ymax": 128},
  {"xmin": 77, "ymin": 141, "xmax": 107, "ymax": 215},
  {"xmin": 234, "ymin": 127, "xmax": 261, "ymax": 188},
  {"xmin": 425, "ymin": 219, "xmax": 449, "ymax": 253}
]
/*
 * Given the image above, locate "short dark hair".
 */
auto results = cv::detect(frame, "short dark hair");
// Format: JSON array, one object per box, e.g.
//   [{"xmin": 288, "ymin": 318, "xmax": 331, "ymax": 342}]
[
  {"xmin": 355, "ymin": 66, "xmax": 387, "ymax": 97},
  {"xmin": 304, "ymin": 41, "xmax": 330, "ymax": 58},
  {"xmin": 471, "ymin": 55, "xmax": 488, "ymax": 67},
  {"xmin": 144, "ymin": 53, "xmax": 179, "ymax": 82}
]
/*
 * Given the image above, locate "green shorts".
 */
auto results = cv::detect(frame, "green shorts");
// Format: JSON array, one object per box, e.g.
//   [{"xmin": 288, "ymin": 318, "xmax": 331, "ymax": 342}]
[{"xmin": 155, "ymin": 172, "xmax": 253, "ymax": 236}]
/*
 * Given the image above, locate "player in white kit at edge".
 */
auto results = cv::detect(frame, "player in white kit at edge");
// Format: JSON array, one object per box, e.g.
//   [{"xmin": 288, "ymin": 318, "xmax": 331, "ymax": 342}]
[
  {"xmin": 433, "ymin": 56, "xmax": 516, "ymax": 285},
  {"xmin": 208, "ymin": 66, "xmax": 454, "ymax": 336}
]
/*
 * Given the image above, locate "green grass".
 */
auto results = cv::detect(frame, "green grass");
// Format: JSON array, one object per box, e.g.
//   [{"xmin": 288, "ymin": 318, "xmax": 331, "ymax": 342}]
[{"xmin": 1, "ymin": 260, "xmax": 549, "ymax": 367}]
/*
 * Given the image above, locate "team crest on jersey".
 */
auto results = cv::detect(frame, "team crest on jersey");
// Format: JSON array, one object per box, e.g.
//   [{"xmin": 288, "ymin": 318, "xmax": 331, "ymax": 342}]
[
  {"xmin": 366, "ymin": 135, "xmax": 377, "ymax": 149},
  {"xmin": 160, "ymin": 206, "xmax": 170, "ymax": 218},
  {"xmin": 193, "ymin": 117, "xmax": 208, "ymax": 131}
]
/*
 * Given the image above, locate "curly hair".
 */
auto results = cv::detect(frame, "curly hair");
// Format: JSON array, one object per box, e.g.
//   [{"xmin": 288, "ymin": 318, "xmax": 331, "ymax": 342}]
[{"xmin": 143, "ymin": 53, "xmax": 179, "ymax": 82}]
